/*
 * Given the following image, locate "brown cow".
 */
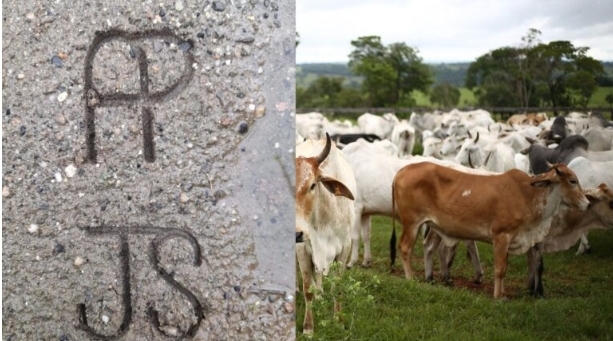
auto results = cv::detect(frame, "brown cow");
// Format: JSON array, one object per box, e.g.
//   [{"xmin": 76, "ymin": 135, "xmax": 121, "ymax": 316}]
[{"xmin": 392, "ymin": 162, "xmax": 590, "ymax": 298}]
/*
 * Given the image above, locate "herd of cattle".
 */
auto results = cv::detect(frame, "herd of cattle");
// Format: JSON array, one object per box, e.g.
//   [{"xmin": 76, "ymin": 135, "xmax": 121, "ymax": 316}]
[{"xmin": 294, "ymin": 109, "xmax": 613, "ymax": 334}]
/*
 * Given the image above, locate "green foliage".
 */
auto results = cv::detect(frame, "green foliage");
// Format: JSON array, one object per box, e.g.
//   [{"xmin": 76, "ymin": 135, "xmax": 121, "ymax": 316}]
[
  {"xmin": 466, "ymin": 29, "xmax": 605, "ymax": 111},
  {"xmin": 349, "ymin": 36, "xmax": 433, "ymax": 107},
  {"xmin": 430, "ymin": 82, "xmax": 461, "ymax": 108}
]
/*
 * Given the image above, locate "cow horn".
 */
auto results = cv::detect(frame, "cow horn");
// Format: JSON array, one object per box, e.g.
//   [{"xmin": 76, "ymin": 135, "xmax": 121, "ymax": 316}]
[
  {"xmin": 474, "ymin": 132, "xmax": 480, "ymax": 143},
  {"xmin": 467, "ymin": 130, "xmax": 473, "ymax": 139},
  {"xmin": 316, "ymin": 133, "xmax": 332, "ymax": 165},
  {"xmin": 468, "ymin": 152, "xmax": 475, "ymax": 169}
]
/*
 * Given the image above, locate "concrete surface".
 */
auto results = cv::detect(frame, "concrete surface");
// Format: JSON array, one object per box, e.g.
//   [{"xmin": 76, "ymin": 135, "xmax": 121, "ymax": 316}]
[{"xmin": 2, "ymin": 0, "xmax": 295, "ymax": 339}]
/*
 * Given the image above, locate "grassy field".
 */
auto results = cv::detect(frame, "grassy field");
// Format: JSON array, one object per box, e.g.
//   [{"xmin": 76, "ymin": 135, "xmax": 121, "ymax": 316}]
[{"xmin": 296, "ymin": 216, "xmax": 613, "ymax": 340}]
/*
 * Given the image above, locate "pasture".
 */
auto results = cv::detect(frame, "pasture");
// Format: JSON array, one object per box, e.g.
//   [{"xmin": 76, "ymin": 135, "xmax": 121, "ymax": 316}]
[{"xmin": 296, "ymin": 216, "xmax": 613, "ymax": 340}]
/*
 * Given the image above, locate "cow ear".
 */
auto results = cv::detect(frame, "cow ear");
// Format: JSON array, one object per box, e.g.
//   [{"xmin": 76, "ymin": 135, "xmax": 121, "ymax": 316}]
[
  {"xmin": 531, "ymin": 179, "xmax": 552, "ymax": 187},
  {"xmin": 319, "ymin": 176, "xmax": 355, "ymax": 200}
]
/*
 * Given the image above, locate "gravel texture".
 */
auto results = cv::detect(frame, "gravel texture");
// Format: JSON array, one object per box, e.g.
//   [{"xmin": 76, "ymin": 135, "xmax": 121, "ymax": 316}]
[{"xmin": 2, "ymin": 0, "xmax": 296, "ymax": 339}]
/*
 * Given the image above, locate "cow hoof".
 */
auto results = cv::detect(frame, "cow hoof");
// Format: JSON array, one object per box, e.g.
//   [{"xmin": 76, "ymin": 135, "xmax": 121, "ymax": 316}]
[
  {"xmin": 302, "ymin": 327, "xmax": 314, "ymax": 335},
  {"xmin": 472, "ymin": 278, "xmax": 483, "ymax": 285},
  {"xmin": 425, "ymin": 275, "xmax": 434, "ymax": 283},
  {"xmin": 361, "ymin": 261, "xmax": 372, "ymax": 268}
]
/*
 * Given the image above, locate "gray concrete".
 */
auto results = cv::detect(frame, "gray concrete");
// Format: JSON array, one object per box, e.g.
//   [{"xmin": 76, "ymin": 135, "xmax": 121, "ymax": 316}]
[{"xmin": 2, "ymin": 0, "xmax": 295, "ymax": 340}]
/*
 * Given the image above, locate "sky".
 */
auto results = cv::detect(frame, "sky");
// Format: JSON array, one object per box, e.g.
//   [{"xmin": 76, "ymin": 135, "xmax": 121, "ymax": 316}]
[{"xmin": 296, "ymin": 0, "xmax": 613, "ymax": 64}]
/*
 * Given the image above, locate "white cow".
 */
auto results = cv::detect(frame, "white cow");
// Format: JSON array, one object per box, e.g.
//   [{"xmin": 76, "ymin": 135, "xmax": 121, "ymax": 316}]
[
  {"xmin": 567, "ymin": 157, "xmax": 613, "ymax": 254},
  {"xmin": 358, "ymin": 113, "xmax": 399, "ymax": 140},
  {"xmin": 296, "ymin": 112, "xmax": 327, "ymax": 141},
  {"xmin": 454, "ymin": 132, "xmax": 516, "ymax": 173},
  {"xmin": 390, "ymin": 120, "xmax": 416, "ymax": 158},
  {"xmin": 296, "ymin": 134, "xmax": 356, "ymax": 334}
]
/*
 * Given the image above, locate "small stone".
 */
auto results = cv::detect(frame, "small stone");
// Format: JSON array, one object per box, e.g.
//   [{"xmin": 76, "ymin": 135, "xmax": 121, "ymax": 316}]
[
  {"xmin": 159, "ymin": 8, "xmax": 166, "ymax": 17},
  {"xmin": 180, "ymin": 192, "xmax": 189, "ymax": 203},
  {"xmin": 102, "ymin": 315, "xmax": 109, "ymax": 324},
  {"xmin": 74, "ymin": 256, "xmax": 86, "ymax": 267},
  {"xmin": 54, "ymin": 243, "xmax": 65, "ymax": 254},
  {"xmin": 175, "ymin": 1, "xmax": 184, "ymax": 11},
  {"xmin": 57, "ymin": 92, "xmax": 68, "ymax": 102},
  {"xmin": 51, "ymin": 55, "xmax": 63, "ymax": 67},
  {"xmin": 26, "ymin": 13, "xmax": 36, "ymax": 21},
  {"xmin": 17, "ymin": 73, "xmax": 25, "ymax": 79},
  {"xmin": 238, "ymin": 122, "xmax": 248, "ymax": 134},
  {"xmin": 153, "ymin": 40, "xmax": 164, "ymax": 53},
  {"xmin": 255, "ymin": 106, "xmax": 266, "ymax": 118},
  {"xmin": 55, "ymin": 112, "xmax": 66, "ymax": 125},
  {"xmin": 28, "ymin": 224, "xmax": 39, "ymax": 234},
  {"xmin": 179, "ymin": 41, "xmax": 192, "ymax": 53},
  {"xmin": 2, "ymin": 187, "xmax": 10, "ymax": 197},
  {"xmin": 65, "ymin": 164, "xmax": 77, "ymax": 178},
  {"xmin": 257, "ymin": 66, "xmax": 263, "ymax": 74},
  {"xmin": 54, "ymin": 172, "xmax": 63, "ymax": 182},
  {"xmin": 284, "ymin": 302, "xmax": 294, "ymax": 313},
  {"xmin": 197, "ymin": 32, "xmax": 205, "ymax": 39},
  {"xmin": 247, "ymin": 104, "xmax": 256, "ymax": 112},
  {"xmin": 212, "ymin": 1, "xmax": 225, "ymax": 11},
  {"xmin": 19, "ymin": 125, "xmax": 26, "ymax": 136},
  {"xmin": 237, "ymin": 37, "xmax": 255, "ymax": 44}
]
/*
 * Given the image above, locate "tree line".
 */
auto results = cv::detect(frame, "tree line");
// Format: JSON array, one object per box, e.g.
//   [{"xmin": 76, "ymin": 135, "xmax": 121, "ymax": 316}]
[{"xmin": 297, "ymin": 29, "xmax": 613, "ymax": 113}]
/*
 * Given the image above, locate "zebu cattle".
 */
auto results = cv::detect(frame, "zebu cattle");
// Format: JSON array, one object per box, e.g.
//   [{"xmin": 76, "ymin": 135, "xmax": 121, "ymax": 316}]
[
  {"xmin": 455, "ymin": 132, "xmax": 516, "ymax": 173},
  {"xmin": 507, "ymin": 112, "xmax": 548, "ymax": 126},
  {"xmin": 390, "ymin": 120, "xmax": 416, "ymax": 157},
  {"xmin": 526, "ymin": 184, "xmax": 613, "ymax": 296},
  {"xmin": 296, "ymin": 134, "xmax": 356, "ymax": 334},
  {"xmin": 392, "ymin": 162, "xmax": 589, "ymax": 298},
  {"xmin": 567, "ymin": 157, "xmax": 613, "ymax": 254},
  {"xmin": 342, "ymin": 140, "xmax": 484, "ymax": 282},
  {"xmin": 581, "ymin": 127, "xmax": 613, "ymax": 151},
  {"xmin": 538, "ymin": 116, "xmax": 569, "ymax": 145},
  {"xmin": 296, "ymin": 112, "xmax": 327, "ymax": 141},
  {"xmin": 409, "ymin": 112, "xmax": 442, "ymax": 142},
  {"xmin": 522, "ymin": 135, "xmax": 613, "ymax": 175},
  {"xmin": 330, "ymin": 133, "xmax": 381, "ymax": 148},
  {"xmin": 358, "ymin": 112, "xmax": 399, "ymax": 140}
]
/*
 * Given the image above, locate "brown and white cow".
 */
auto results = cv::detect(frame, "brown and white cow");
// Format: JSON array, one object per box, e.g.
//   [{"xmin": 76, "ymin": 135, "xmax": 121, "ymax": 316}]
[
  {"xmin": 527, "ymin": 183, "xmax": 613, "ymax": 296},
  {"xmin": 392, "ymin": 162, "xmax": 590, "ymax": 298},
  {"xmin": 296, "ymin": 133, "xmax": 356, "ymax": 334}
]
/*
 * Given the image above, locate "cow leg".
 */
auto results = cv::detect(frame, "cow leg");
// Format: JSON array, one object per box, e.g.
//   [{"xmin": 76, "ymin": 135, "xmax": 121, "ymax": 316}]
[
  {"xmin": 576, "ymin": 233, "xmax": 591, "ymax": 255},
  {"xmin": 442, "ymin": 242, "xmax": 457, "ymax": 285},
  {"xmin": 296, "ymin": 243, "xmax": 315, "ymax": 334},
  {"xmin": 399, "ymin": 221, "xmax": 421, "ymax": 280},
  {"xmin": 361, "ymin": 215, "xmax": 372, "ymax": 267},
  {"xmin": 492, "ymin": 233, "xmax": 511, "ymax": 298},
  {"xmin": 423, "ymin": 226, "xmax": 439, "ymax": 282},
  {"xmin": 527, "ymin": 243, "xmax": 545, "ymax": 297},
  {"xmin": 348, "ymin": 209, "xmax": 363, "ymax": 268},
  {"xmin": 465, "ymin": 241, "xmax": 484, "ymax": 284}
]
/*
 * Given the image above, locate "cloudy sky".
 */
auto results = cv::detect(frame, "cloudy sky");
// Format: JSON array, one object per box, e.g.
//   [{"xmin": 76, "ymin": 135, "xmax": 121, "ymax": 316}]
[{"xmin": 296, "ymin": 0, "xmax": 613, "ymax": 64}]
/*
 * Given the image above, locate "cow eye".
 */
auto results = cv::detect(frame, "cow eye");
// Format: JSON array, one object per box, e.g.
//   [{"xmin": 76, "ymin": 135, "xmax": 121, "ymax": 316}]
[
  {"xmin": 609, "ymin": 201, "xmax": 613, "ymax": 210},
  {"xmin": 310, "ymin": 183, "xmax": 316, "ymax": 191},
  {"xmin": 569, "ymin": 179, "xmax": 578, "ymax": 185}
]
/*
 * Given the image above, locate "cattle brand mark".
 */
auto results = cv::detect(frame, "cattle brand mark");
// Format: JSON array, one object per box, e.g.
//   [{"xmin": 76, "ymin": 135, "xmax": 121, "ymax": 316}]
[
  {"xmin": 84, "ymin": 29, "xmax": 195, "ymax": 163},
  {"xmin": 77, "ymin": 225, "xmax": 206, "ymax": 340}
]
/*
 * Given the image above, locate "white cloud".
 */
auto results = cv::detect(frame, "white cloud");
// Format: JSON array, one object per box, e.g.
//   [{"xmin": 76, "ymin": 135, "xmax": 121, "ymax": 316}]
[{"xmin": 297, "ymin": 0, "xmax": 613, "ymax": 63}]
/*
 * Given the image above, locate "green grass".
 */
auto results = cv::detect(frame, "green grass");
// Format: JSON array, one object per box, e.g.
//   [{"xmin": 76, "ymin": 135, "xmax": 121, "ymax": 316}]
[
  {"xmin": 411, "ymin": 88, "xmax": 478, "ymax": 108},
  {"xmin": 296, "ymin": 216, "xmax": 613, "ymax": 340}
]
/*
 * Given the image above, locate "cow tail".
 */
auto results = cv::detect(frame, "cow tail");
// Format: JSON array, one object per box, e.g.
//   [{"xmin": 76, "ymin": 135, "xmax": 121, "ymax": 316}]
[{"xmin": 390, "ymin": 183, "xmax": 397, "ymax": 270}]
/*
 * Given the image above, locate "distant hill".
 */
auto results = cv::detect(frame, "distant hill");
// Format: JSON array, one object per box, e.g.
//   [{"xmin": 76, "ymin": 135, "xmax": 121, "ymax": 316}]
[
  {"xmin": 297, "ymin": 61, "xmax": 613, "ymax": 89},
  {"xmin": 297, "ymin": 62, "xmax": 472, "ymax": 89}
]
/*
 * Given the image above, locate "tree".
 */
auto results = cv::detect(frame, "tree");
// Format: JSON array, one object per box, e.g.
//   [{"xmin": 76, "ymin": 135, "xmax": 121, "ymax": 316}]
[
  {"xmin": 296, "ymin": 76, "xmax": 344, "ymax": 108},
  {"xmin": 348, "ymin": 36, "xmax": 432, "ymax": 107},
  {"xmin": 466, "ymin": 29, "xmax": 604, "ymax": 113},
  {"xmin": 531, "ymin": 40, "xmax": 604, "ymax": 114},
  {"xmin": 430, "ymin": 82, "xmax": 460, "ymax": 108}
]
